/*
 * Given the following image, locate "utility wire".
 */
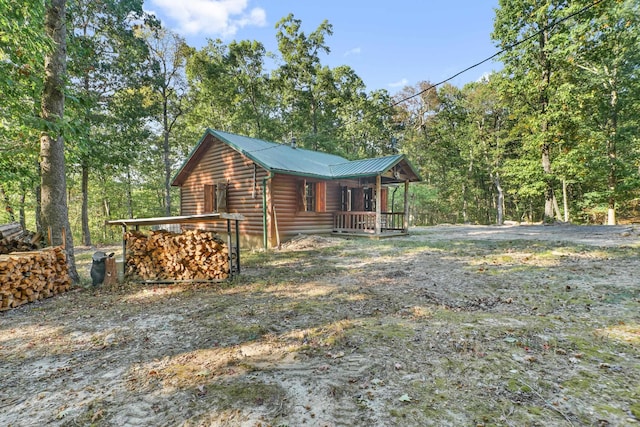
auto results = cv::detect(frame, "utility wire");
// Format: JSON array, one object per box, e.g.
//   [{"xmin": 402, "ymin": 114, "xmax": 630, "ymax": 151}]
[{"xmin": 386, "ymin": 0, "xmax": 608, "ymax": 110}]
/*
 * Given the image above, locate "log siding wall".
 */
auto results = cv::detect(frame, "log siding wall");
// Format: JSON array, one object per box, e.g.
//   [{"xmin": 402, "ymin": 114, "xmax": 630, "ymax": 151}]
[
  {"xmin": 177, "ymin": 134, "xmax": 377, "ymax": 248},
  {"xmin": 178, "ymin": 135, "xmax": 268, "ymax": 247},
  {"xmin": 269, "ymin": 176, "xmax": 361, "ymax": 244}
]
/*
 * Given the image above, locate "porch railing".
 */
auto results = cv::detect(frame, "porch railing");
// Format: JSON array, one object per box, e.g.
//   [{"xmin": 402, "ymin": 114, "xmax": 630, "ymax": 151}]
[{"xmin": 333, "ymin": 211, "xmax": 406, "ymax": 234}]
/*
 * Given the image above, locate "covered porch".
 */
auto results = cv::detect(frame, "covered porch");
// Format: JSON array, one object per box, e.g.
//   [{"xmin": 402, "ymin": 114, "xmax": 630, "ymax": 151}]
[
  {"xmin": 333, "ymin": 211, "xmax": 407, "ymax": 235},
  {"xmin": 332, "ymin": 165, "xmax": 416, "ymax": 236}
]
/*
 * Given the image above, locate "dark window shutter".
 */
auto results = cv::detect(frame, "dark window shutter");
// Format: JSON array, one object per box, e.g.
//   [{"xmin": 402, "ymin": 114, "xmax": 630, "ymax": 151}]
[
  {"xmin": 204, "ymin": 184, "xmax": 215, "ymax": 213},
  {"xmin": 316, "ymin": 182, "xmax": 326, "ymax": 212}
]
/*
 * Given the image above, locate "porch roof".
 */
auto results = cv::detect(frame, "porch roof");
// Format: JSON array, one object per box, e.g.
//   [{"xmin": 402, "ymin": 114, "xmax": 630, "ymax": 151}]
[{"xmin": 172, "ymin": 129, "xmax": 422, "ymax": 185}]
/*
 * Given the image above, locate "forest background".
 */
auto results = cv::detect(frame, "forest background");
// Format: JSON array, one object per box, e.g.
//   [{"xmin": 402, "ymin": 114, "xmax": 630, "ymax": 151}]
[{"xmin": 1, "ymin": 0, "xmax": 639, "ymax": 250}]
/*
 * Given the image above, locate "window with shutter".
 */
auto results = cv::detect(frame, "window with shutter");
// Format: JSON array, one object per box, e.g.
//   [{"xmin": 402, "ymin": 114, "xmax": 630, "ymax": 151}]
[{"xmin": 305, "ymin": 181, "xmax": 316, "ymax": 212}]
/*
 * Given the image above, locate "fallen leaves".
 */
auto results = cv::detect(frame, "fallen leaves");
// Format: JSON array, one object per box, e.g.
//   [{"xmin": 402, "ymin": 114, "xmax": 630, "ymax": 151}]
[{"xmin": 398, "ymin": 393, "xmax": 412, "ymax": 402}]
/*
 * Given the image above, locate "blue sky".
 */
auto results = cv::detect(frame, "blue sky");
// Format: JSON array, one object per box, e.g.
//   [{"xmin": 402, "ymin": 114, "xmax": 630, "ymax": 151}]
[{"xmin": 144, "ymin": 0, "xmax": 501, "ymax": 93}]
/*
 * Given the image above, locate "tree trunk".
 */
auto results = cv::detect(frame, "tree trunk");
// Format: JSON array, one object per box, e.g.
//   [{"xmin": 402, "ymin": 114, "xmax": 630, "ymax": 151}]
[
  {"xmin": 462, "ymin": 182, "xmax": 468, "ymax": 223},
  {"xmin": 493, "ymin": 173, "xmax": 504, "ymax": 225},
  {"xmin": 606, "ymin": 85, "xmax": 618, "ymax": 226},
  {"xmin": 562, "ymin": 179, "xmax": 569, "ymax": 223},
  {"xmin": 126, "ymin": 167, "xmax": 133, "ymax": 218},
  {"xmin": 539, "ymin": 27, "xmax": 555, "ymax": 223},
  {"xmin": 35, "ymin": 161, "xmax": 42, "ymax": 233},
  {"xmin": 40, "ymin": 0, "xmax": 79, "ymax": 282},
  {"xmin": 19, "ymin": 186, "xmax": 26, "ymax": 229},
  {"xmin": 81, "ymin": 163, "xmax": 91, "ymax": 246},
  {"xmin": 552, "ymin": 193, "xmax": 562, "ymax": 221},
  {"xmin": 163, "ymin": 95, "xmax": 172, "ymax": 216},
  {"xmin": 0, "ymin": 184, "xmax": 16, "ymax": 222}
]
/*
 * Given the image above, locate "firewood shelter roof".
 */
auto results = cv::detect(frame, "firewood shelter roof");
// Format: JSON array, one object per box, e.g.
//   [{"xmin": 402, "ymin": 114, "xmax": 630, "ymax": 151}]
[{"xmin": 105, "ymin": 213, "xmax": 244, "ymax": 229}]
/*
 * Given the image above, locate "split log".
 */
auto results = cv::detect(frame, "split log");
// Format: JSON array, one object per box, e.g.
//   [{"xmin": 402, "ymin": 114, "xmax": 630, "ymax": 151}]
[
  {"xmin": 0, "ymin": 246, "xmax": 71, "ymax": 311},
  {"xmin": 125, "ymin": 229, "xmax": 229, "ymax": 281},
  {"xmin": 0, "ymin": 222, "xmax": 22, "ymax": 240},
  {"xmin": 0, "ymin": 222, "xmax": 43, "ymax": 254}
]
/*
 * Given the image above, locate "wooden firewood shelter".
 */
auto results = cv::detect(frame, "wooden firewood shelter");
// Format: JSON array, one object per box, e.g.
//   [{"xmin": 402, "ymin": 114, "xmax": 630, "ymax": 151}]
[{"xmin": 106, "ymin": 213, "xmax": 244, "ymax": 282}]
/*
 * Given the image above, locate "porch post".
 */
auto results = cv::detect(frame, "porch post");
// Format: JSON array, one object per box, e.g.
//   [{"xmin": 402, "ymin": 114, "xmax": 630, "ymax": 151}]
[
  {"xmin": 403, "ymin": 180, "xmax": 409, "ymax": 232},
  {"xmin": 375, "ymin": 175, "xmax": 381, "ymax": 235}
]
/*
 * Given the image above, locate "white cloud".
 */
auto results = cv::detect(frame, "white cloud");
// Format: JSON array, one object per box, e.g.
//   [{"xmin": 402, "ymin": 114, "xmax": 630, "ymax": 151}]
[
  {"xmin": 149, "ymin": 0, "xmax": 266, "ymax": 37},
  {"xmin": 344, "ymin": 47, "xmax": 361, "ymax": 57},
  {"xmin": 388, "ymin": 78, "xmax": 408, "ymax": 88},
  {"xmin": 476, "ymin": 71, "xmax": 491, "ymax": 83}
]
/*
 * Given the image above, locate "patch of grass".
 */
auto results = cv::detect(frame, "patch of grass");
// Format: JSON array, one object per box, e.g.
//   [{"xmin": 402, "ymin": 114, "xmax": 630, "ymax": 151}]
[
  {"xmin": 593, "ymin": 403, "xmax": 629, "ymax": 419},
  {"xmin": 346, "ymin": 318, "xmax": 415, "ymax": 348},
  {"xmin": 217, "ymin": 321, "xmax": 268, "ymax": 343},
  {"xmin": 630, "ymin": 401, "xmax": 640, "ymax": 419},
  {"xmin": 506, "ymin": 378, "xmax": 532, "ymax": 393},
  {"xmin": 68, "ymin": 399, "xmax": 108, "ymax": 427},
  {"xmin": 200, "ymin": 381, "xmax": 287, "ymax": 411}
]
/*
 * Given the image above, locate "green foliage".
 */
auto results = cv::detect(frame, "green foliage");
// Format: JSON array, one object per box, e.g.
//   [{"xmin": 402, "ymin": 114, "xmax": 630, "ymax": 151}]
[
  {"xmin": 394, "ymin": 0, "xmax": 640, "ymax": 225},
  {"xmin": 2, "ymin": 3, "xmax": 639, "ymax": 243}
]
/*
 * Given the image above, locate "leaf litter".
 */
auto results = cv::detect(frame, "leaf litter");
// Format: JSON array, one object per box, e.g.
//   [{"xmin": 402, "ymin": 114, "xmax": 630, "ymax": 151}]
[{"xmin": 1, "ymin": 224, "xmax": 639, "ymax": 426}]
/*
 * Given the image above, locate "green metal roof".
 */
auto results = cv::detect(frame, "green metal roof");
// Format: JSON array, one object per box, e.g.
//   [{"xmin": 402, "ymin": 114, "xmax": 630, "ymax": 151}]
[
  {"xmin": 172, "ymin": 129, "xmax": 421, "ymax": 185},
  {"xmin": 213, "ymin": 129, "xmax": 348, "ymax": 178},
  {"xmin": 330, "ymin": 155, "xmax": 405, "ymax": 178}
]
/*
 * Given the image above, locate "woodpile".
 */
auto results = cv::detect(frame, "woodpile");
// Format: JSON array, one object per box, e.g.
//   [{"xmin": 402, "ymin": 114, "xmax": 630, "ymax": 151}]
[
  {"xmin": 0, "ymin": 246, "xmax": 72, "ymax": 311},
  {"xmin": 0, "ymin": 222, "xmax": 43, "ymax": 254},
  {"xmin": 125, "ymin": 229, "xmax": 229, "ymax": 281}
]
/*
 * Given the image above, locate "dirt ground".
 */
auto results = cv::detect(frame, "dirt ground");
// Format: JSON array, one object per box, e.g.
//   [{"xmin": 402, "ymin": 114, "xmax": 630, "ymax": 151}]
[{"xmin": 1, "ymin": 223, "xmax": 639, "ymax": 426}]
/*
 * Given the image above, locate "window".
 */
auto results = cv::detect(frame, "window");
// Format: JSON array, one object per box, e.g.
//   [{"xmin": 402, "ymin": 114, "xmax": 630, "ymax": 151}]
[
  {"xmin": 364, "ymin": 187, "xmax": 374, "ymax": 211},
  {"xmin": 297, "ymin": 180, "xmax": 326, "ymax": 212},
  {"xmin": 305, "ymin": 182, "xmax": 316, "ymax": 212},
  {"xmin": 341, "ymin": 186, "xmax": 349, "ymax": 211},
  {"xmin": 203, "ymin": 182, "xmax": 228, "ymax": 213}
]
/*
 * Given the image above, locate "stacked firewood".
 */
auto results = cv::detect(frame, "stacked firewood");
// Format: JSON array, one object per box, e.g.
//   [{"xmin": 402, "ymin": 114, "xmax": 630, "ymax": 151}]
[
  {"xmin": 125, "ymin": 229, "xmax": 229, "ymax": 281},
  {"xmin": 0, "ymin": 246, "xmax": 72, "ymax": 311},
  {"xmin": 0, "ymin": 222, "xmax": 43, "ymax": 254}
]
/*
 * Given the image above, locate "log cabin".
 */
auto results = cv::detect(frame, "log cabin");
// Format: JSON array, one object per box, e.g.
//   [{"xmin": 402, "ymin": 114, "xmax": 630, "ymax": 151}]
[{"xmin": 171, "ymin": 129, "xmax": 421, "ymax": 248}]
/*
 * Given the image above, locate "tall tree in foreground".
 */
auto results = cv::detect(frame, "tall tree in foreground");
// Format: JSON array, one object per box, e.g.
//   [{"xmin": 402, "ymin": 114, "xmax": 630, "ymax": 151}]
[{"xmin": 40, "ymin": 0, "xmax": 79, "ymax": 282}]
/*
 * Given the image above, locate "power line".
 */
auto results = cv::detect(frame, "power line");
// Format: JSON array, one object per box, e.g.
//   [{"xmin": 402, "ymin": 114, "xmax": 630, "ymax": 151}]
[{"xmin": 387, "ymin": 0, "xmax": 608, "ymax": 109}]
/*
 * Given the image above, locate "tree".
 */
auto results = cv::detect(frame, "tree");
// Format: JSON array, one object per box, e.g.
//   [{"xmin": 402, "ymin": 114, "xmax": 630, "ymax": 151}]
[
  {"xmin": 0, "ymin": 0, "xmax": 48, "ymax": 143},
  {"xmin": 569, "ymin": 0, "xmax": 640, "ymax": 224},
  {"xmin": 463, "ymin": 77, "xmax": 511, "ymax": 225},
  {"xmin": 143, "ymin": 26, "xmax": 189, "ymax": 216},
  {"xmin": 331, "ymin": 67, "xmax": 395, "ymax": 158},
  {"xmin": 66, "ymin": 0, "xmax": 151, "ymax": 245},
  {"xmin": 493, "ymin": 0, "xmax": 573, "ymax": 222},
  {"xmin": 0, "ymin": 1, "xmax": 48, "ymax": 229},
  {"xmin": 274, "ymin": 14, "xmax": 335, "ymax": 150},
  {"xmin": 40, "ymin": 0, "xmax": 79, "ymax": 282},
  {"xmin": 185, "ymin": 39, "xmax": 278, "ymax": 139}
]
